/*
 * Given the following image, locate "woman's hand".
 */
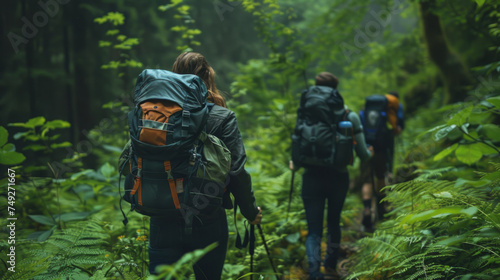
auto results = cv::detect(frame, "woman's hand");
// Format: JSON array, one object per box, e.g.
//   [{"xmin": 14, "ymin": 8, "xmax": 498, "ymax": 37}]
[{"xmin": 249, "ymin": 206, "xmax": 262, "ymax": 225}]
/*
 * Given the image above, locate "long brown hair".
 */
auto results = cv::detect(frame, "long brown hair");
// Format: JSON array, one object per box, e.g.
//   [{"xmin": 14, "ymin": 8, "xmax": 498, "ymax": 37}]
[{"xmin": 172, "ymin": 52, "xmax": 227, "ymax": 108}]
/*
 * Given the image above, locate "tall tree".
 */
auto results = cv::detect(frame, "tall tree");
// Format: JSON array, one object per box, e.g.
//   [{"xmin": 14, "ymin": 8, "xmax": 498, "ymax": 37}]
[{"xmin": 418, "ymin": 0, "xmax": 475, "ymax": 104}]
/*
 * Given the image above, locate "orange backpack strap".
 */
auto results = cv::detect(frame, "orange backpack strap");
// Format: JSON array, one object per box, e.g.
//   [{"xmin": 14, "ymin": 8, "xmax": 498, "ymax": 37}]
[
  {"xmin": 164, "ymin": 161, "xmax": 181, "ymax": 209},
  {"xmin": 130, "ymin": 157, "xmax": 143, "ymax": 206}
]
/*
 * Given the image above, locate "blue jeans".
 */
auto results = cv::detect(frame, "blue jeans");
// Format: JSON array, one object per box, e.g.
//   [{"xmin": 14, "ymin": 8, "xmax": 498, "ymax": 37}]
[
  {"xmin": 148, "ymin": 208, "xmax": 228, "ymax": 279},
  {"xmin": 302, "ymin": 167, "xmax": 349, "ymax": 276}
]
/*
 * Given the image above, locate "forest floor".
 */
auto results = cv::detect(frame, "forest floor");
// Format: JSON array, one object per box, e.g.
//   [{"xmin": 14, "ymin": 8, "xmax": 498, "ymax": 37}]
[{"xmin": 283, "ymin": 212, "xmax": 369, "ymax": 280}]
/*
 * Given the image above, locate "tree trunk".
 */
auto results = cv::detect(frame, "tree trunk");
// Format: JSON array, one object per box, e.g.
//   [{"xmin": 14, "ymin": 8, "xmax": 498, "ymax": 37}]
[
  {"xmin": 63, "ymin": 8, "xmax": 78, "ymax": 144},
  {"xmin": 71, "ymin": 1, "xmax": 91, "ymax": 140},
  {"xmin": 22, "ymin": 0, "xmax": 38, "ymax": 118},
  {"xmin": 418, "ymin": 0, "xmax": 475, "ymax": 104}
]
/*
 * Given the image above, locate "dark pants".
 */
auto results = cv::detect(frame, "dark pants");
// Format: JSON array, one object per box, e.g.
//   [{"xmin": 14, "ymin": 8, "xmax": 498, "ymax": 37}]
[
  {"xmin": 148, "ymin": 208, "xmax": 228, "ymax": 279},
  {"xmin": 302, "ymin": 167, "xmax": 349, "ymax": 276}
]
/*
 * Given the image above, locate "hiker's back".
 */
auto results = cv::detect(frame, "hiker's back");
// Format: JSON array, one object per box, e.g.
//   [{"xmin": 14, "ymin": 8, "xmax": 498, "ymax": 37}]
[
  {"xmin": 291, "ymin": 85, "xmax": 353, "ymax": 169},
  {"xmin": 120, "ymin": 69, "xmax": 231, "ymax": 224},
  {"xmin": 360, "ymin": 94, "xmax": 396, "ymax": 150}
]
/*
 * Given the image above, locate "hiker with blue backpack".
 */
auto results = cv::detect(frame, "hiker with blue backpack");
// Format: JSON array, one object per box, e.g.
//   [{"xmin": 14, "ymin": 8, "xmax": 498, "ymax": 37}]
[
  {"xmin": 359, "ymin": 91, "xmax": 404, "ymax": 232},
  {"xmin": 119, "ymin": 52, "xmax": 262, "ymax": 280},
  {"xmin": 290, "ymin": 72, "xmax": 373, "ymax": 280}
]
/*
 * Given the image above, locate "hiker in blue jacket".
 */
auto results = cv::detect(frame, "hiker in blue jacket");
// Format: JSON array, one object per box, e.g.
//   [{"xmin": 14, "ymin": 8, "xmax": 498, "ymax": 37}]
[
  {"xmin": 290, "ymin": 72, "xmax": 373, "ymax": 280},
  {"xmin": 148, "ymin": 52, "xmax": 262, "ymax": 279}
]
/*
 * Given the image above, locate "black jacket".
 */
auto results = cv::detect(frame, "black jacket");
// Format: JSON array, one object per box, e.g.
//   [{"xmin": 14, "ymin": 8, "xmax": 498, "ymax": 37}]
[{"xmin": 206, "ymin": 105, "xmax": 259, "ymax": 221}]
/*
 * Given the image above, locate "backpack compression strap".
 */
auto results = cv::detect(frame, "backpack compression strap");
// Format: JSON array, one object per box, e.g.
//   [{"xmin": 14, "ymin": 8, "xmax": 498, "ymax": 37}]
[
  {"xmin": 164, "ymin": 161, "xmax": 181, "ymax": 209},
  {"xmin": 130, "ymin": 157, "xmax": 143, "ymax": 206}
]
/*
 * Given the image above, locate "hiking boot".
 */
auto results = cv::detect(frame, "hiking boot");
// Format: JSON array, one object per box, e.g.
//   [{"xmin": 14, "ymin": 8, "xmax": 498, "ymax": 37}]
[
  {"xmin": 309, "ymin": 272, "xmax": 325, "ymax": 280},
  {"xmin": 324, "ymin": 267, "xmax": 340, "ymax": 280},
  {"xmin": 362, "ymin": 208, "xmax": 373, "ymax": 233}
]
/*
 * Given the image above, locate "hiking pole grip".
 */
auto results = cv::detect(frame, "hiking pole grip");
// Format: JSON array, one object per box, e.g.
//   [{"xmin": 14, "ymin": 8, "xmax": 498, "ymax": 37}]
[
  {"xmin": 286, "ymin": 170, "xmax": 295, "ymax": 222},
  {"xmin": 257, "ymin": 224, "xmax": 279, "ymax": 280}
]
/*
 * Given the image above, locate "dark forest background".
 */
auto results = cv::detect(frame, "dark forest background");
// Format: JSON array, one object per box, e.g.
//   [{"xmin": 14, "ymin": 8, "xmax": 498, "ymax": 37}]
[{"xmin": 1, "ymin": 0, "xmax": 499, "ymax": 279}]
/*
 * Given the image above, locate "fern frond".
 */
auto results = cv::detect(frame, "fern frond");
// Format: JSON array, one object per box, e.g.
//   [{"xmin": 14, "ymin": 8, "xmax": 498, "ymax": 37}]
[{"xmin": 28, "ymin": 220, "xmax": 111, "ymax": 279}]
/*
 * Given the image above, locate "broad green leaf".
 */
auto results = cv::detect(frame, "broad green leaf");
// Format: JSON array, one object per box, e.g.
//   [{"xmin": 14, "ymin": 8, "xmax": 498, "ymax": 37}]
[
  {"xmin": 418, "ymin": 124, "xmax": 446, "ymax": 138},
  {"xmin": 0, "ymin": 151, "xmax": 26, "ymax": 165},
  {"xmin": 13, "ymin": 131, "xmax": 28, "ymax": 140},
  {"xmin": 29, "ymin": 215, "xmax": 56, "ymax": 226},
  {"xmin": 25, "ymin": 116, "xmax": 46, "ymax": 128},
  {"xmin": 463, "ymin": 130, "xmax": 479, "ymax": 141},
  {"xmin": 434, "ymin": 235, "xmax": 466, "ymax": 247},
  {"xmin": 42, "ymin": 120, "xmax": 70, "ymax": 130},
  {"xmin": 481, "ymin": 169, "xmax": 500, "ymax": 181},
  {"xmin": 461, "ymin": 206, "xmax": 478, "ymax": 216},
  {"xmin": 434, "ymin": 143, "xmax": 458, "ymax": 161},
  {"xmin": 23, "ymin": 144, "xmax": 47, "ymax": 151},
  {"xmin": 38, "ymin": 226, "xmax": 57, "ymax": 242},
  {"xmin": 447, "ymin": 106, "xmax": 472, "ymax": 127},
  {"xmin": 434, "ymin": 125, "xmax": 457, "ymax": 141},
  {"xmin": 102, "ymin": 145, "xmax": 123, "ymax": 153},
  {"xmin": 473, "ymin": 142, "xmax": 499, "ymax": 155},
  {"xmin": 469, "ymin": 110, "xmax": 491, "ymax": 124},
  {"xmin": 479, "ymin": 124, "xmax": 500, "ymax": 142},
  {"xmin": 50, "ymin": 142, "xmax": 72, "ymax": 149},
  {"xmin": 116, "ymin": 35, "xmax": 127, "ymax": 41},
  {"xmin": 454, "ymin": 178, "xmax": 469, "ymax": 188},
  {"xmin": 9, "ymin": 116, "xmax": 45, "ymax": 129},
  {"xmin": 100, "ymin": 163, "xmax": 116, "ymax": 179},
  {"xmin": 475, "ymin": 0, "xmax": 485, "ymax": 8},
  {"xmin": 71, "ymin": 169, "xmax": 94, "ymax": 180},
  {"xmin": 403, "ymin": 207, "xmax": 466, "ymax": 224},
  {"xmin": 464, "ymin": 179, "xmax": 492, "ymax": 187},
  {"xmin": 2, "ymin": 143, "xmax": 15, "ymax": 152},
  {"xmin": 461, "ymin": 123, "xmax": 469, "ymax": 134},
  {"xmin": 455, "ymin": 144, "xmax": 483, "ymax": 165},
  {"xmin": 0, "ymin": 126, "xmax": 7, "ymax": 147},
  {"xmin": 434, "ymin": 191, "xmax": 453, "ymax": 198},
  {"xmin": 486, "ymin": 96, "xmax": 500, "ymax": 108},
  {"xmin": 106, "ymin": 12, "xmax": 125, "ymax": 26},
  {"xmin": 478, "ymin": 227, "xmax": 500, "ymax": 238},
  {"xmin": 57, "ymin": 212, "xmax": 91, "ymax": 222},
  {"xmin": 106, "ymin": 29, "xmax": 120, "ymax": 36},
  {"xmin": 285, "ymin": 232, "xmax": 300, "ymax": 243}
]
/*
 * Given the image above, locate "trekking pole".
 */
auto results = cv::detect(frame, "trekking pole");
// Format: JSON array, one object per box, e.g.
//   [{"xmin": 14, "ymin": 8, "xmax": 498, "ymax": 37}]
[
  {"xmin": 257, "ymin": 224, "xmax": 279, "ymax": 280},
  {"xmin": 370, "ymin": 167, "xmax": 378, "ymax": 223},
  {"xmin": 250, "ymin": 224, "xmax": 255, "ymax": 280},
  {"xmin": 286, "ymin": 170, "xmax": 295, "ymax": 222}
]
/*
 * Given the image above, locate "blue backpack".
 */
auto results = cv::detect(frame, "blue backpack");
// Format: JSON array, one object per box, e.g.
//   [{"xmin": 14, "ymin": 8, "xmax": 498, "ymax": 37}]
[
  {"xmin": 118, "ymin": 69, "xmax": 231, "ymax": 230},
  {"xmin": 360, "ymin": 95, "xmax": 390, "ymax": 149}
]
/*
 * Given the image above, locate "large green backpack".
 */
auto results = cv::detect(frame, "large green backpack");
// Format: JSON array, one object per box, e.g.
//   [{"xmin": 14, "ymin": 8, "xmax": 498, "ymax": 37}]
[
  {"xmin": 291, "ymin": 86, "xmax": 354, "ymax": 169},
  {"xmin": 118, "ymin": 69, "xmax": 231, "ymax": 229}
]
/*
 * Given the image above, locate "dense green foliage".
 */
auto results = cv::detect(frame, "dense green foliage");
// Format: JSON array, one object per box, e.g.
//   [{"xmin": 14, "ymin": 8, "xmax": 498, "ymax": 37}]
[{"xmin": 1, "ymin": 0, "xmax": 499, "ymax": 279}]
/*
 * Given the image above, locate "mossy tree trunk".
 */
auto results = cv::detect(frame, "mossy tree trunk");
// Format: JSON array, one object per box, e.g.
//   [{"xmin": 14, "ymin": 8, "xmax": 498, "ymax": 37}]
[{"xmin": 418, "ymin": 0, "xmax": 475, "ymax": 104}]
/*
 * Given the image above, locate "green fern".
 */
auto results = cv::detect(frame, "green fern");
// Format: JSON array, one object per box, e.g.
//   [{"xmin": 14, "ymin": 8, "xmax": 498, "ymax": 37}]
[
  {"xmin": 1, "ymin": 255, "xmax": 50, "ymax": 280},
  {"xmin": 25, "ymin": 220, "xmax": 111, "ymax": 280},
  {"xmin": 347, "ymin": 160, "xmax": 500, "ymax": 279}
]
